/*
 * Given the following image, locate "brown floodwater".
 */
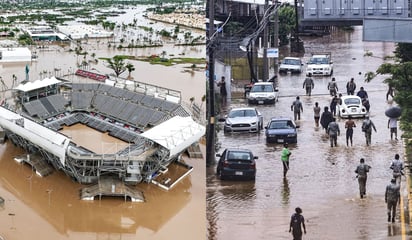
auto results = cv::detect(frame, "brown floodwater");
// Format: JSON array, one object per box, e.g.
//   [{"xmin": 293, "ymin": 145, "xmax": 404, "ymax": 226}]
[
  {"xmin": 207, "ymin": 26, "xmax": 407, "ymax": 239},
  {"xmin": 0, "ymin": 10, "xmax": 206, "ymax": 239},
  {"xmin": 0, "ymin": 140, "xmax": 206, "ymax": 239}
]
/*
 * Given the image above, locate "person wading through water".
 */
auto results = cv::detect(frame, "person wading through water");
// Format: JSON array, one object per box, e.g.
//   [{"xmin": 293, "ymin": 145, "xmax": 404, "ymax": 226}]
[
  {"xmin": 303, "ymin": 73, "xmax": 314, "ymax": 96},
  {"xmin": 385, "ymin": 178, "xmax": 400, "ymax": 223},
  {"xmin": 346, "ymin": 77, "xmax": 356, "ymax": 95},
  {"xmin": 345, "ymin": 115, "xmax": 356, "ymax": 147},
  {"xmin": 281, "ymin": 143, "xmax": 292, "ymax": 178},
  {"xmin": 361, "ymin": 115, "xmax": 377, "ymax": 146},
  {"xmin": 289, "ymin": 207, "xmax": 306, "ymax": 240},
  {"xmin": 320, "ymin": 106, "xmax": 334, "ymax": 134},
  {"xmin": 291, "ymin": 96, "xmax": 303, "ymax": 121},
  {"xmin": 355, "ymin": 158, "xmax": 371, "ymax": 199}
]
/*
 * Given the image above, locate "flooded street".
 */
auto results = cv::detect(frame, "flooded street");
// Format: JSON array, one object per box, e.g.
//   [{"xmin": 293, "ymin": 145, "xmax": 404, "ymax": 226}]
[
  {"xmin": 0, "ymin": 6, "xmax": 206, "ymax": 240},
  {"xmin": 207, "ymin": 26, "xmax": 408, "ymax": 239}
]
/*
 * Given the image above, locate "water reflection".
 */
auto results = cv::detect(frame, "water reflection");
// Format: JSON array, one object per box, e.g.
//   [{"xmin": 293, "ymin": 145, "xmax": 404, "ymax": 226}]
[
  {"xmin": 0, "ymin": 145, "xmax": 193, "ymax": 236},
  {"xmin": 387, "ymin": 223, "xmax": 401, "ymax": 237},
  {"xmin": 281, "ymin": 177, "xmax": 290, "ymax": 205},
  {"xmin": 217, "ymin": 181, "xmax": 256, "ymax": 202}
]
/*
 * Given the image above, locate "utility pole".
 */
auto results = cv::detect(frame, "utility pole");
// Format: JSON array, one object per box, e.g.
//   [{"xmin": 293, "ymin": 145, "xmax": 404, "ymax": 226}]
[
  {"xmin": 262, "ymin": 0, "xmax": 269, "ymax": 82},
  {"xmin": 206, "ymin": 0, "xmax": 216, "ymax": 166},
  {"xmin": 273, "ymin": 1, "xmax": 279, "ymax": 83},
  {"xmin": 291, "ymin": 0, "xmax": 304, "ymax": 53}
]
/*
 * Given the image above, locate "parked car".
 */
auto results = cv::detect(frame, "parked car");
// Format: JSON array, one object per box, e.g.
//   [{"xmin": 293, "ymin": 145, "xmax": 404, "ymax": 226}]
[
  {"xmin": 223, "ymin": 107, "xmax": 263, "ymax": 133},
  {"xmin": 216, "ymin": 148, "xmax": 257, "ymax": 180},
  {"xmin": 247, "ymin": 82, "xmax": 279, "ymax": 104},
  {"xmin": 279, "ymin": 57, "xmax": 303, "ymax": 74},
  {"xmin": 336, "ymin": 95, "xmax": 367, "ymax": 118},
  {"xmin": 265, "ymin": 117, "xmax": 299, "ymax": 143}
]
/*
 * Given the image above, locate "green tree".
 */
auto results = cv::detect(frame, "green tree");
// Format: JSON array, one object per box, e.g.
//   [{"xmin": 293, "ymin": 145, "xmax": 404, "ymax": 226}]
[
  {"xmin": 367, "ymin": 43, "xmax": 412, "ymax": 138},
  {"xmin": 106, "ymin": 56, "xmax": 127, "ymax": 77},
  {"xmin": 278, "ymin": 4, "xmax": 295, "ymax": 46},
  {"xmin": 373, "ymin": 62, "xmax": 412, "ymax": 138},
  {"xmin": 125, "ymin": 62, "xmax": 135, "ymax": 79},
  {"xmin": 394, "ymin": 43, "xmax": 412, "ymax": 62}
]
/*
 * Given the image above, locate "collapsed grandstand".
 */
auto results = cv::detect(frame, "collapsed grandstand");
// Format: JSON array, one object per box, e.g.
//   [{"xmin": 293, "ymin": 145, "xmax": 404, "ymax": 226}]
[{"xmin": 0, "ymin": 77, "xmax": 205, "ymax": 192}]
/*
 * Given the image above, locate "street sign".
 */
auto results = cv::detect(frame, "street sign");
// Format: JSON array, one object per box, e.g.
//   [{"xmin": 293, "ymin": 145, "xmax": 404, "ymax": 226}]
[{"xmin": 258, "ymin": 48, "xmax": 279, "ymax": 58}]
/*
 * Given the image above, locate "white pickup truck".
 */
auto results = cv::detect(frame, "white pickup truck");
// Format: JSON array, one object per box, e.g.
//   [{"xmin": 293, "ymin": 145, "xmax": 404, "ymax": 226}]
[{"xmin": 306, "ymin": 52, "xmax": 333, "ymax": 76}]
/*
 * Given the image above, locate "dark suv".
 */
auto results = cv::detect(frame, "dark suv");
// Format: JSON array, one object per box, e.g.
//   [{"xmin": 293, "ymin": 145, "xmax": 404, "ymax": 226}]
[{"xmin": 216, "ymin": 148, "xmax": 257, "ymax": 181}]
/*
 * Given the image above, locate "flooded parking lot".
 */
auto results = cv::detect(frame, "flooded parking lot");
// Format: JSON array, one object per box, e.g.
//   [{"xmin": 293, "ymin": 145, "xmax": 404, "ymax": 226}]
[{"xmin": 207, "ymin": 27, "xmax": 407, "ymax": 239}]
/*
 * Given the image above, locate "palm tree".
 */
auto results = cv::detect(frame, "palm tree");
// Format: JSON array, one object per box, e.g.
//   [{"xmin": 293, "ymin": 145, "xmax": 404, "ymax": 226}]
[
  {"xmin": 106, "ymin": 56, "xmax": 127, "ymax": 77},
  {"xmin": 200, "ymin": 94, "xmax": 206, "ymax": 109},
  {"xmin": 125, "ymin": 62, "xmax": 135, "ymax": 79},
  {"xmin": 74, "ymin": 47, "xmax": 82, "ymax": 64}
]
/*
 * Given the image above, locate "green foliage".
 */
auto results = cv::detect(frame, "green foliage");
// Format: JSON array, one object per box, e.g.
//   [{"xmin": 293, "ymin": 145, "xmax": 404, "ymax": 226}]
[
  {"xmin": 158, "ymin": 29, "xmax": 171, "ymax": 37},
  {"xmin": 17, "ymin": 33, "xmax": 34, "ymax": 45},
  {"xmin": 126, "ymin": 62, "xmax": 135, "ymax": 75},
  {"xmin": 373, "ymin": 61, "xmax": 412, "ymax": 138},
  {"xmin": 368, "ymin": 42, "xmax": 412, "ymax": 139},
  {"xmin": 394, "ymin": 43, "xmax": 412, "ymax": 62},
  {"xmin": 278, "ymin": 5, "xmax": 295, "ymax": 46},
  {"xmin": 106, "ymin": 56, "xmax": 127, "ymax": 77}
]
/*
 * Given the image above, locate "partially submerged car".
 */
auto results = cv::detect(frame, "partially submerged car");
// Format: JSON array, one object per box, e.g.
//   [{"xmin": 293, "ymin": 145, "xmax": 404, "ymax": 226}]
[
  {"xmin": 265, "ymin": 117, "xmax": 299, "ymax": 144},
  {"xmin": 306, "ymin": 52, "xmax": 333, "ymax": 76},
  {"xmin": 279, "ymin": 57, "xmax": 303, "ymax": 74},
  {"xmin": 223, "ymin": 107, "xmax": 263, "ymax": 133},
  {"xmin": 337, "ymin": 95, "xmax": 367, "ymax": 118},
  {"xmin": 216, "ymin": 148, "xmax": 257, "ymax": 181},
  {"xmin": 247, "ymin": 82, "xmax": 279, "ymax": 105}
]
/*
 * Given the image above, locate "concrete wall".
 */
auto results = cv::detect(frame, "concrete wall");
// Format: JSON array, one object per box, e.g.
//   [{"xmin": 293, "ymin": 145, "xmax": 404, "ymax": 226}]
[{"xmin": 304, "ymin": 0, "xmax": 409, "ymax": 20}]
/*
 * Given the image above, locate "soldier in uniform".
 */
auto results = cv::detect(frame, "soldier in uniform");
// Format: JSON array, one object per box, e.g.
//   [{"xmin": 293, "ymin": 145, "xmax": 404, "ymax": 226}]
[
  {"xmin": 303, "ymin": 73, "xmax": 314, "ymax": 96},
  {"xmin": 385, "ymin": 178, "xmax": 400, "ymax": 223},
  {"xmin": 327, "ymin": 118, "xmax": 340, "ymax": 147},
  {"xmin": 355, "ymin": 158, "xmax": 371, "ymax": 198}
]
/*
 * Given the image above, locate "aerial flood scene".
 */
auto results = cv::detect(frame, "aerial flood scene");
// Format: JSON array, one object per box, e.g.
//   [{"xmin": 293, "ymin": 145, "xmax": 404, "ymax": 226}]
[
  {"xmin": 2, "ymin": 0, "xmax": 412, "ymax": 240},
  {"xmin": 0, "ymin": 1, "xmax": 206, "ymax": 239}
]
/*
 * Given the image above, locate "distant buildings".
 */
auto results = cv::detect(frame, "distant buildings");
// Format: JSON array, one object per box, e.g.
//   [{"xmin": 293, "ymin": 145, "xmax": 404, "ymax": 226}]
[
  {"xmin": 25, "ymin": 26, "xmax": 69, "ymax": 41},
  {"xmin": 0, "ymin": 47, "xmax": 32, "ymax": 63},
  {"xmin": 24, "ymin": 25, "xmax": 113, "ymax": 41},
  {"xmin": 56, "ymin": 25, "xmax": 114, "ymax": 40}
]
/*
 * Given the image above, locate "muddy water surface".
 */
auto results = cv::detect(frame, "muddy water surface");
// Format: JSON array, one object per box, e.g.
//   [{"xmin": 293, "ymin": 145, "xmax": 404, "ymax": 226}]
[
  {"xmin": 0, "ymin": 138, "xmax": 205, "ymax": 239},
  {"xmin": 0, "ymin": 7, "xmax": 206, "ymax": 239},
  {"xmin": 207, "ymin": 26, "xmax": 406, "ymax": 240}
]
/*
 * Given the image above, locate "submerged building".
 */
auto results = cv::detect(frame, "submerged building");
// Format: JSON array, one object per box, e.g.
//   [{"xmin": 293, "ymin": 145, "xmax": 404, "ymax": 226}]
[
  {"xmin": 0, "ymin": 76, "xmax": 204, "ymax": 190},
  {"xmin": 0, "ymin": 47, "xmax": 32, "ymax": 62},
  {"xmin": 25, "ymin": 26, "xmax": 69, "ymax": 41}
]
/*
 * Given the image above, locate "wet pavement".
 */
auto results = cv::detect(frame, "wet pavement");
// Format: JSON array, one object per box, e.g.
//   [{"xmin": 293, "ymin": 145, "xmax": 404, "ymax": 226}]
[{"xmin": 207, "ymin": 26, "xmax": 409, "ymax": 239}]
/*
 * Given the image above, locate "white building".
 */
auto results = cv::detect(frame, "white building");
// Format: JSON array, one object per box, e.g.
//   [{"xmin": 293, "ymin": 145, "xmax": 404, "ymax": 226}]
[
  {"xmin": 57, "ymin": 25, "xmax": 114, "ymax": 40},
  {"xmin": 0, "ymin": 47, "xmax": 32, "ymax": 63}
]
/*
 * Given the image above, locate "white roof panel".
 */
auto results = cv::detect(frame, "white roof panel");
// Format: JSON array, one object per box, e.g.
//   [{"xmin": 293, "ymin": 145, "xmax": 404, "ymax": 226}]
[
  {"xmin": 0, "ymin": 47, "xmax": 32, "ymax": 62},
  {"xmin": 141, "ymin": 116, "xmax": 205, "ymax": 157},
  {"xmin": 14, "ymin": 77, "xmax": 62, "ymax": 92}
]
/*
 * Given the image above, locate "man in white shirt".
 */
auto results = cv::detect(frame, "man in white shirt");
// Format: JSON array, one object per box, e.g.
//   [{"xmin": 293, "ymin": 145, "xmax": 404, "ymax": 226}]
[{"xmin": 388, "ymin": 117, "xmax": 398, "ymax": 140}]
